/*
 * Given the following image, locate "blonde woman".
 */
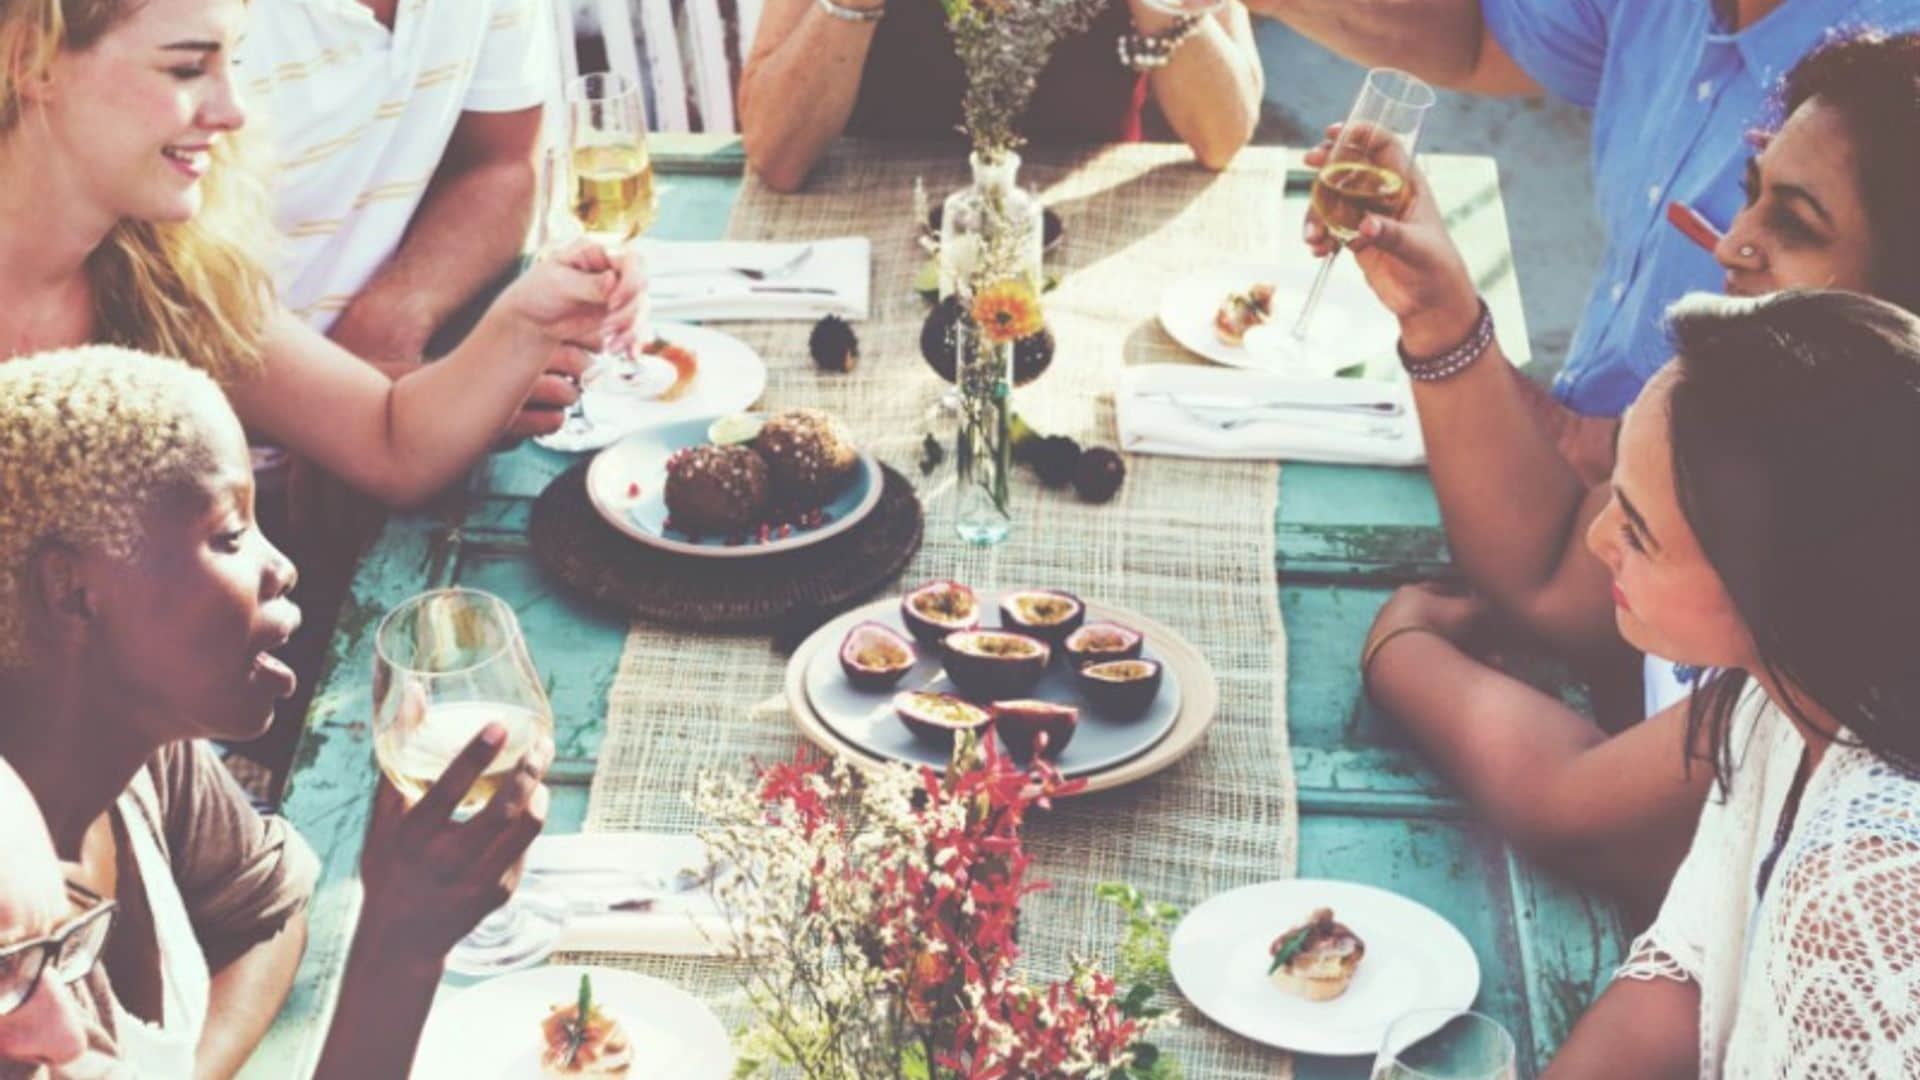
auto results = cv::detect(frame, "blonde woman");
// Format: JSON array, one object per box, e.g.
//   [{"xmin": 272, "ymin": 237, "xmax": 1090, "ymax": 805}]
[{"xmin": 0, "ymin": 0, "xmax": 641, "ymax": 510}]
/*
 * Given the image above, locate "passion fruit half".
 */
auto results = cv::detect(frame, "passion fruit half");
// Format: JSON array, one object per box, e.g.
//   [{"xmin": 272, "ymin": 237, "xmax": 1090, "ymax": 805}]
[
  {"xmin": 1062, "ymin": 622, "xmax": 1145, "ymax": 670},
  {"xmin": 893, "ymin": 691, "xmax": 993, "ymax": 744},
  {"xmin": 998, "ymin": 589, "xmax": 1086, "ymax": 646},
  {"xmin": 1076, "ymin": 658, "xmax": 1163, "ymax": 718},
  {"xmin": 901, "ymin": 580, "xmax": 981, "ymax": 645},
  {"xmin": 839, "ymin": 622, "xmax": 917, "ymax": 690},
  {"xmin": 940, "ymin": 630, "xmax": 1050, "ymax": 701},
  {"xmin": 992, "ymin": 699, "xmax": 1079, "ymax": 760}
]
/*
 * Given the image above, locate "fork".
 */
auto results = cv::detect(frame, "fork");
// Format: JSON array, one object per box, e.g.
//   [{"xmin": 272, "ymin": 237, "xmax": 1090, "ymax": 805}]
[
  {"xmin": 1172, "ymin": 399, "xmax": 1404, "ymax": 439},
  {"xmin": 656, "ymin": 244, "xmax": 816, "ymax": 282}
]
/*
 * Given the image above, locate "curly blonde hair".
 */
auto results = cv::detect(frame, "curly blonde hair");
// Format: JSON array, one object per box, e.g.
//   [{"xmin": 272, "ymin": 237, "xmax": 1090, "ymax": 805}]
[
  {"xmin": 1, "ymin": 0, "xmax": 272, "ymax": 383},
  {"xmin": 0, "ymin": 346, "xmax": 230, "ymax": 668}
]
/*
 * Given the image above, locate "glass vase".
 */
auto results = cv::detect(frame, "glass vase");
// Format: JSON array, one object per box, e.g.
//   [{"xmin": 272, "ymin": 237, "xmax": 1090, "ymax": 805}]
[
  {"xmin": 953, "ymin": 314, "xmax": 1014, "ymax": 546},
  {"xmin": 939, "ymin": 150, "xmax": 1044, "ymax": 298}
]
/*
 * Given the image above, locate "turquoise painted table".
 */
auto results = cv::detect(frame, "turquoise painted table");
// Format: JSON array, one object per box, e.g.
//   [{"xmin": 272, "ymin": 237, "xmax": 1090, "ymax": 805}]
[{"xmin": 248, "ymin": 136, "xmax": 1629, "ymax": 1078}]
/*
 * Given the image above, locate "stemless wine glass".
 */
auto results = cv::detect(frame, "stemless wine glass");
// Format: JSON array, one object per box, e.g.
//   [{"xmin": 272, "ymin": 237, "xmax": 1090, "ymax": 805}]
[
  {"xmin": 1373, "ymin": 1010, "xmax": 1519, "ymax": 1080},
  {"xmin": 1290, "ymin": 68, "xmax": 1437, "ymax": 346},
  {"xmin": 373, "ymin": 587, "xmax": 566, "ymax": 975},
  {"xmin": 567, "ymin": 72, "xmax": 672, "ymax": 397}
]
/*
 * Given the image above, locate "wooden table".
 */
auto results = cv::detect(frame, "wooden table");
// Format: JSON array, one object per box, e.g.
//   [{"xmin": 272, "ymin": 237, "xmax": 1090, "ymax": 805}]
[{"xmin": 245, "ymin": 135, "xmax": 1629, "ymax": 1078}]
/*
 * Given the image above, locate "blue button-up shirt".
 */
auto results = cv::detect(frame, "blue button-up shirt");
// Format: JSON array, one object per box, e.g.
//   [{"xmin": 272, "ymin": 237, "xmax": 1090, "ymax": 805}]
[{"xmin": 1482, "ymin": 0, "xmax": 1920, "ymax": 416}]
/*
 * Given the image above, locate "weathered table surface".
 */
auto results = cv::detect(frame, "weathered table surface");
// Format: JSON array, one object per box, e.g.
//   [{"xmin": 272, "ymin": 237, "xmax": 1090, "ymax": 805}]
[{"xmin": 247, "ymin": 134, "xmax": 1628, "ymax": 1079}]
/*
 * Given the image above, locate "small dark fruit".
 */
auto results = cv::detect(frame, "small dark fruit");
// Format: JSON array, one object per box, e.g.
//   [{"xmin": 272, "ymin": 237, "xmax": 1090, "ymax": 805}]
[
  {"xmin": 894, "ymin": 691, "xmax": 993, "ymax": 744},
  {"xmin": 809, "ymin": 314, "xmax": 859, "ymax": 373},
  {"xmin": 839, "ymin": 622, "xmax": 917, "ymax": 690},
  {"xmin": 940, "ymin": 630, "xmax": 1050, "ymax": 701},
  {"xmin": 1026, "ymin": 435, "xmax": 1082, "ymax": 488},
  {"xmin": 998, "ymin": 589, "xmax": 1085, "ymax": 646},
  {"xmin": 1073, "ymin": 447, "xmax": 1127, "ymax": 504},
  {"xmin": 1077, "ymin": 659, "xmax": 1164, "ymax": 718},
  {"xmin": 901, "ymin": 580, "xmax": 981, "ymax": 645},
  {"xmin": 1062, "ymin": 622, "xmax": 1144, "ymax": 670},
  {"xmin": 992, "ymin": 700, "xmax": 1079, "ymax": 760}
]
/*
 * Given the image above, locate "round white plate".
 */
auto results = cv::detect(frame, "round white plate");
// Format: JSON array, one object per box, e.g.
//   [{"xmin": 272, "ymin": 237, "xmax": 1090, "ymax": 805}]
[
  {"xmin": 586, "ymin": 415, "xmax": 883, "ymax": 559},
  {"xmin": 1170, "ymin": 879, "xmax": 1480, "ymax": 1058},
  {"xmin": 535, "ymin": 322, "xmax": 767, "ymax": 454},
  {"xmin": 1157, "ymin": 263, "xmax": 1399, "ymax": 377},
  {"xmin": 803, "ymin": 592, "xmax": 1182, "ymax": 778},
  {"xmin": 411, "ymin": 965, "xmax": 733, "ymax": 1079}
]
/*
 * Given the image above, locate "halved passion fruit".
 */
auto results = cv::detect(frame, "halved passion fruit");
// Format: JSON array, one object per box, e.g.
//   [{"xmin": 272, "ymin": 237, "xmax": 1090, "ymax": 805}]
[
  {"xmin": 839, "ymin": 622, "xmax": 917, "ymax": 690},
  {"xmin": 1063, "ymin": 622, "xmax": 1144, "ymax": 670},
  {"xmin": 1077, "ymin": 658, "xmax": 1163, "ymax": 718},
  {"xmin": 940, "ymin": 630, "xmax": 1050, "ymax": 701},
  {"xmin": 901, "ymin": 581, "xmax": 981, "ymax": 645},
  {"xmin": 992, "ymin": 700, "xmax": 1079, "ymax": 759},
  {"xmin": 893, "ymin": 691, "xmax": 993, "ymax": 743},
  {"xmin": 998, "ymin": 589, "xmax": 1085, "ymax": 646}
]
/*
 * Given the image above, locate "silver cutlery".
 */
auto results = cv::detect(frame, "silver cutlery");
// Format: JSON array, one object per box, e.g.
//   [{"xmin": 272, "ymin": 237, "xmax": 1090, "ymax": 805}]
[
  {"xmin": 653, "ymin": 284, "xmax": 841, "ymax": 302},
  {"xmin": 1138, "ymin": 391, "xmax": 1404, "ymax": 418},
  {"xmin": 1168, "ymin": 399, "xmax": 1405, "ymax": 439},
  {"xmin": 654, "ymin": 244, "xmax": 816, "ymax": 282}
]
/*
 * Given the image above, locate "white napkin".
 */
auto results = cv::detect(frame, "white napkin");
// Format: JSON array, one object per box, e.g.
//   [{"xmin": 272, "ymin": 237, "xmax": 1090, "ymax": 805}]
[
  {"xmin": 646, "ymin": 237, "xmax": 870, "ymax": 322},
  {"xmin": 1116, "ymin": 364, "xmax": 1427, "ymax": 466},
  {"xmin": 526, "ymin": 832, "xmax": 737, "ymax": 957}
]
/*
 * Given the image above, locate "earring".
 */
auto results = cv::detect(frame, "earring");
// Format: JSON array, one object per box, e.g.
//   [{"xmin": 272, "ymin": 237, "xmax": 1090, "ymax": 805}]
[{"xmin": 1738, "ymin": 244, "xmax": 1757, "ymax": 258}]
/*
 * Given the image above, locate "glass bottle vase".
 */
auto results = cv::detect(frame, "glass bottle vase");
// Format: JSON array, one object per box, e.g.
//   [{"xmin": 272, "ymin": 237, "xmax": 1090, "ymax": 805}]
[
  {"xmin": 952, "ymin": 314, "xmax": 1014, "ymax": 546},
  {"xmin": 939, "ymin": 150, "xmax": 1044, "ymax": 298}
]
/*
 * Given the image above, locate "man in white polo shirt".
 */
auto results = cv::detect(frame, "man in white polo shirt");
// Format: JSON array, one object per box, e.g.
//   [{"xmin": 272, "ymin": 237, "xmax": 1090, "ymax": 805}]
[{"xmin": 239, "ymin": 0, "xmax": 581, "ymax": 438}]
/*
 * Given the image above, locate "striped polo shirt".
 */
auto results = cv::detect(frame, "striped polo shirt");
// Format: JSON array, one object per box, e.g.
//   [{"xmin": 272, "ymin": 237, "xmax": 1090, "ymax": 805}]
[{"xmin": 239, "ymin": 0, "xmax": 548, "ymax": 331}]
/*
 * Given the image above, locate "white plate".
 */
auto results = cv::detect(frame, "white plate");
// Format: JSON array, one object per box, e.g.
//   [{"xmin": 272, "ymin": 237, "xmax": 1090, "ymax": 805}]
[
  {"xmin": 1170, "ymin": 879, "xmax": 1480, "ymax": 1057},
  {"xmin": 411, "ymin": 965, "xmax": 733, "ymax": 1079},
  {"xmin": 1157, "ymin": 263, "xmax": 1399, "ymax": 377},
  {"xmin": 535, "ymin": 322, "xmax": 767, "ymax": 453},
  {"xmin": 585, "ymin": 416, "xmax": 884, "ymax": 559}
]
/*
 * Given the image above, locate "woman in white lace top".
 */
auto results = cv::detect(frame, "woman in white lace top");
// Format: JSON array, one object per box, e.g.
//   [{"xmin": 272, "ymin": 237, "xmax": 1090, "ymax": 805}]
[{"xmin": 1538, "ymin": 290, "xmax": 1920, "ymax": 1077}]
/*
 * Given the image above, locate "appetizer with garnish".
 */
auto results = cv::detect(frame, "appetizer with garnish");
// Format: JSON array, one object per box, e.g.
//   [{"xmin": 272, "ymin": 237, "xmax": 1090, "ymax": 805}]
[
  {"xmin": 1213, "ymin": 283, "xmax": 1277, "ymax": 347},
  {"xmin": 541, "ymin": 974, "xmax": 634, "ymax": 1078},
  {"xmin": 1267, "ymin": 907, "xmax": 1366, "ymax": 1002}
]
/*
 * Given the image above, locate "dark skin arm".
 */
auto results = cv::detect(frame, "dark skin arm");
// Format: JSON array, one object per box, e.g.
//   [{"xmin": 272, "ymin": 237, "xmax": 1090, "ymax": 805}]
[
  {"xmin": 1363, "ymin": 584, "xmax": 1709, "ymax": 914},
  {"xmin": 1543, "ymin": 976, "xmax": 1700, "ymax": 1079},
  {"xmin": 1242, "ymin": 0, "xmax": 1539, "ymax": 94},
  {"xmin": 194, "ymin": 916, "xmax": 308, "ymax": 1080}
]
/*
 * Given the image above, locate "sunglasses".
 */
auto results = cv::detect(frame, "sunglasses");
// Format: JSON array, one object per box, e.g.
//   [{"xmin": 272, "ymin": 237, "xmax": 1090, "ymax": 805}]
[{"xmin": 0, "ymin": 891, "xmax": 116, "ymax": 1016}]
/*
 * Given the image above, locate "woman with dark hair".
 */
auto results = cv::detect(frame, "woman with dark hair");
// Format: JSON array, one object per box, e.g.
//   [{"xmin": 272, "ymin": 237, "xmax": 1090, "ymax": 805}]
[
  {"xmin": 1520, "ymin": 290, "xmax": 1920, "ymax": 1075},
  {"xmin": 1335, "ymin": 30, "xmax": 1920, "ymax": 912}
]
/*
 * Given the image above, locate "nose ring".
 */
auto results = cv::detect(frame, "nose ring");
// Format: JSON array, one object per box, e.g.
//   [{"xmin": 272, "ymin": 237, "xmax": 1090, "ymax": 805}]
[{"xmin": 1739, "ymin": 244, "xmax": 1756, "ymax": 258}]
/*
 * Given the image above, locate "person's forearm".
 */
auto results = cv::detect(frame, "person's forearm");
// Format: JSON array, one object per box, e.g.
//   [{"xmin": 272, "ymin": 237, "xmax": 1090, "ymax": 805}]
[
  {"xmin": 1544, "ymin": 977, "xmax": 1699, "ymax": 1080},
  {"xmin": 738, "ymin": 1, "xmax": 880, "ymax": 192},
  {"xmin": 1141, "ymin": 6, "xmax": 1262, "ymax": 170},
  {"xmin": 194, "ymin": 916, "xmax": 307, "ymax": 1080},
  {"xmin": 312, "ymin": 919, "xmax": 444, "ymax": 1080},
  {"xmin": 1257, "ymin": 0, "xmax": 1490, "ymax": 84},
  {"xmin": 332, "ymin": 157, "xmax": 536, "ymax": 360}
]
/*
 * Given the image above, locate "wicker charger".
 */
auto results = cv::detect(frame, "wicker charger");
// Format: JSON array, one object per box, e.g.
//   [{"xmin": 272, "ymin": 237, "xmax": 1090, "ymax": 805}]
[{"xmin": 530, "ymin": 462, "xmax": 924, "ymax": 631}]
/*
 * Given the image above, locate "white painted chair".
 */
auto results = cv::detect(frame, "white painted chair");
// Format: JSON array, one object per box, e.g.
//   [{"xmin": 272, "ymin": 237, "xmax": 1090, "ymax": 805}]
[{"xmin": 556, "ymin": 0, "xmax": 759, "ymax": 134}]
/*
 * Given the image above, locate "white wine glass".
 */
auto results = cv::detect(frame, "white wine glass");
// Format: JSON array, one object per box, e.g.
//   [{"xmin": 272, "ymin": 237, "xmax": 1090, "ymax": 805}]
[
  {"xmin": 1373, "ymin": 1009, "xmax": 1519, "ymax": 1080},
  {"xmin": 567, "ymin": 72, "xmax": 671, "ymax": 398},
  {"xmin": 1278, "ymin": 68, "xmax": 1436, "ymax": 363},
  {"xmin": 373, "ymin": 587, "xmax": 565, "ymax": 976}
]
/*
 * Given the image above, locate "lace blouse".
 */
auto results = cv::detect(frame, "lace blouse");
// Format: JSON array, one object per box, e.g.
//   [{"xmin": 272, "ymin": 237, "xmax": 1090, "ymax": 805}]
[{"xmin": 1615, "ymin": 683, "xmax": 1920, "ymax": 1077}]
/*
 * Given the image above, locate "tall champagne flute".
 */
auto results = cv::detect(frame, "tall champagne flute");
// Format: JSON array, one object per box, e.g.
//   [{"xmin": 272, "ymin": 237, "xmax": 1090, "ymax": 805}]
[
  {"xmin": 1291, "ymin": 68, "xmax": 1436, "ymax": 346},
  {"xmin": 1373, "ymin": 1010, "xmax": 1518, "ymax": 1080},
  {"xmin": 567, "ymin": 73, "xmax": 671, "ymax": 396},
  {"xmin": 373, "ymin": 588, "xmax": 565, "ymax": 975}
]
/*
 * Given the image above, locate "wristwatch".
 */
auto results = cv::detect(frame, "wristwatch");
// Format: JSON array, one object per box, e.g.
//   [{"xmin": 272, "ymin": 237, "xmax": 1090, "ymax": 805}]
[{"xmin": 1117, "ymin": 14, "xmax": 1204, "ymax": 70}]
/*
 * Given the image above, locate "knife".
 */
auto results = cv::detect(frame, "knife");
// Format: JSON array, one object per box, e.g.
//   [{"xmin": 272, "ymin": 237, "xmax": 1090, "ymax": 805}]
[
  {"xmin": 1138, "ymin": 391, "xmax": 1405, "ymax": 417},
  {"xmin": 654, "ymin": 284, "xmax": 841, "ymax": 302}
]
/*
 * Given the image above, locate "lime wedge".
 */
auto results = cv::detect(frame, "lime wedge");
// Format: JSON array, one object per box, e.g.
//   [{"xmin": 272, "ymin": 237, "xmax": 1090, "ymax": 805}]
[
  {"xmin": 707, "ymin": 413, "xmax": 764, "ymax": 446},
  {"xmin": 914, "ymin": 258, "xmax": 940, "ymax": 301}
]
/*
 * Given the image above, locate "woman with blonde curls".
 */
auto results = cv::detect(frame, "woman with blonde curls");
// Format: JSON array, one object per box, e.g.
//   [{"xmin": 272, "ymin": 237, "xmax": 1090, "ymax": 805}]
[
  {"xmin": 0, "ymin": 0, "xmax": 642, "ymax": 510},
  {"xmin": 0, "ymin": 346, "xmax": 555, "ymax": 1078}
]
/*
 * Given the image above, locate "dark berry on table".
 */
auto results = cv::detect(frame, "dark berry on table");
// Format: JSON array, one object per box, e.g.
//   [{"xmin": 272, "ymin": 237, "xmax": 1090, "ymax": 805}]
[
  {"xmin": 1029, "ymin": 435, "xmax": 1083, "ymax": 488},
  {"xmin": 1073, "ymin": 447, "xmax": 1126, "ymax": 503},
  {"xmin": 809, "ymin": 315, "xmax": 859, "ymax": 373}
]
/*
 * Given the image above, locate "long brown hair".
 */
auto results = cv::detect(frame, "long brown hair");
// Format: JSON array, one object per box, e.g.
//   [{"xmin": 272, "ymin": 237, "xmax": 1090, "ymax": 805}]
[{"xmin": 1, "ymin": 0, "xmax": 272, "ymax": 383}]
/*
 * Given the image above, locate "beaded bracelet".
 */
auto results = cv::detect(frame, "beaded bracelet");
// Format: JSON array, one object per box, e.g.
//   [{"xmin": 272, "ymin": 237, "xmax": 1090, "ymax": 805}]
[
  {"xmin": 815, "ymin": 0, "xmax": 884, "ymax": 24},
  {"xmin": 1117, "ymin": 14, "xmax": 1204, "ymax": 70},
  {"xmin": 1397, "ymin": 299, "xmax": 1494, "ymax": 382}
]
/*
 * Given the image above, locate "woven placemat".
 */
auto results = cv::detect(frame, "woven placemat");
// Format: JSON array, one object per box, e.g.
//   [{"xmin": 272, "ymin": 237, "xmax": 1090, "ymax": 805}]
[
  {"xmin": 529, "ymin": 462, "xmax": 924, "ymax": 629},
  {"xmin": 568, "ymin": 141, "xmax": 1298, "ymax": 1079}
]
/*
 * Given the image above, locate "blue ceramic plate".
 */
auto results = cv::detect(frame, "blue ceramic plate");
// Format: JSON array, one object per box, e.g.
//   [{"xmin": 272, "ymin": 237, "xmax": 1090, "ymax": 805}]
[{"xmin": 585, "ymin": 415, "xmax": 882, "ymax": 559}]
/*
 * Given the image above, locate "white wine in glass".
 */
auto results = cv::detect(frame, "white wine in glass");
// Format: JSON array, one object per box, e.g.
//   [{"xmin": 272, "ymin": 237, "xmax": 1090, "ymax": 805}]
[
  {"xmin": 570, "ymin": 142, "xmax": 656, "ymax": 248},
  {"xmin": 373, "ymin": 588, "xmax": 565, "ymax": 975}
]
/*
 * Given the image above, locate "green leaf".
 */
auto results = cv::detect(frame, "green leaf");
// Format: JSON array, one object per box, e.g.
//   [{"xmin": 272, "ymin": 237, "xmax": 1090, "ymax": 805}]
[
  {"xmin": 1334, "ymin": 361, "xmax": 1367, "ymax": 379},
  {"xmin": 1122, "ymin": 982, "xmax": 1156, "ymax": 1015},
  {"xmin": 566, "ymin": 974, "xmax": 593, "ymax": 1066},
  {"xmin": 1267, "ymin": 926, "xmax": 1312, "ymax": 974}
]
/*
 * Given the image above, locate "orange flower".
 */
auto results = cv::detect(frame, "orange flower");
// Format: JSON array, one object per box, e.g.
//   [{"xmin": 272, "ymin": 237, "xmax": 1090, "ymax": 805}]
[{"xmin": 970, "ymin": 280, "xmax": 1043, "ymax": 345}]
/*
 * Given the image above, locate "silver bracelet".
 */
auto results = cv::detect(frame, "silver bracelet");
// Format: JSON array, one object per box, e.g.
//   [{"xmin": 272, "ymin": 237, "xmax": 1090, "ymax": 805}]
[
  {"xmin": 816, "ymin": 0, "xmax": 884, "ymax": 23},
  {"xmin": 1117, "ymin": 14, "xmax": 1204, "ymax": 71}
]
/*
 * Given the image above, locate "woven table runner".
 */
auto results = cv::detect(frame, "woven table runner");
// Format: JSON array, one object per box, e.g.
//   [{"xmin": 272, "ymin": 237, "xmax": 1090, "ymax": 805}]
[{"xmin": 571, "ymin": 141, "xmax": 1298, "ymax": 1077}]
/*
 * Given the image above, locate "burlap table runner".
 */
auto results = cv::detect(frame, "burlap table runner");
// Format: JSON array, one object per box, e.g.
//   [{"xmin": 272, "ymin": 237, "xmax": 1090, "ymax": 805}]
[{"xmin": 572, "ymin": 141, "xmax": 1298, "ymax": 1077}]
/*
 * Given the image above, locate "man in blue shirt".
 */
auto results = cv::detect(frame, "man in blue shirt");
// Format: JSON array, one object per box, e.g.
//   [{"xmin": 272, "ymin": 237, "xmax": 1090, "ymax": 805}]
[{"xmin": 1251, "ymin": 0, "xmax": 1920, "ymax": 417}]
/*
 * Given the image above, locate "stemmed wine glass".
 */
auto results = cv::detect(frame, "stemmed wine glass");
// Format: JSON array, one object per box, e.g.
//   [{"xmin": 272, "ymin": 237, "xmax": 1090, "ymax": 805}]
[
  {"xmin": 372, "ymin": 588, "xmax": 565, "ymax": 975},
  {"xmin": 1373, "ymin": 1010, "xmax": 1519, "ymax": 1080},
  {"xmin": 567, "ymin": 72, "xmax": 671, "ymax": 397},
  {"xmin": 1277, "ymin": 68, "xmax": 1436, "ymax": 361}
]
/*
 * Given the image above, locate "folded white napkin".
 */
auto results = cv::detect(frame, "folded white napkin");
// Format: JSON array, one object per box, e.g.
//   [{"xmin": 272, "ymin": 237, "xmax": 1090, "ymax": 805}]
[
  {"xmin": 646, "ymin": 237, "xmax": 870, "ymax": 322},
  {"xmin": 526, "ymin": 832, "xmax": 737, "ymax": 957},
  {"xmin": 1116, "ymin": 364, "xmax": 1427, "ymax": 466}
]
